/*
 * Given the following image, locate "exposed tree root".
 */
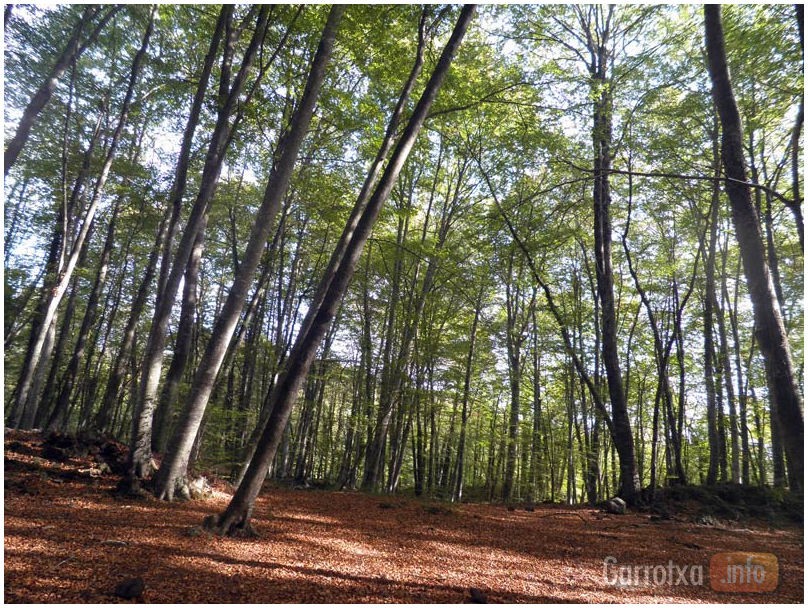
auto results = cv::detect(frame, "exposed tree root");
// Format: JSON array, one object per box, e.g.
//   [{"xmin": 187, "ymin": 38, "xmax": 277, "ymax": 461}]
[{"xmin": 202, "ymin": 512, "xmax": 260, "ymax": 538}]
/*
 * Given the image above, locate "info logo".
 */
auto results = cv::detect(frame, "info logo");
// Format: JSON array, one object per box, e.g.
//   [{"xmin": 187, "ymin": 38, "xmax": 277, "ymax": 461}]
[{"xmin": 709, "ymin": 552, "xmax": 779, "ymax": 593}]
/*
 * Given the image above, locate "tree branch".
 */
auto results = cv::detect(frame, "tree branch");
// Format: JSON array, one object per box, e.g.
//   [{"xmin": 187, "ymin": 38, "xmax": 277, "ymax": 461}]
[{"xmin": 560, "ymin": 160, "xmax": 801, "ymax": 208}]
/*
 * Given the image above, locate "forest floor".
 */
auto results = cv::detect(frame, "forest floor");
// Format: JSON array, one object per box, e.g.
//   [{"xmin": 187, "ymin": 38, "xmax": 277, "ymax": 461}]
[{"xmin": 4, "ymin": 430, "xmax": 804, "ymax": 604}]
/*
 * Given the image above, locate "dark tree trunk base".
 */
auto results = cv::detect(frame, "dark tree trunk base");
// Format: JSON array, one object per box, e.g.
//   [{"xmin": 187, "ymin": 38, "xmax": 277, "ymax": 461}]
[
  {"xmin": 202, "ymin": 513, "xmax": 260, "ymax": 538},
  {"xmin": 155, "ymin": 474, "xmax": 191, "ymax": 502},
  {"xmin": 115, "ymin": 476, "xmax": 150, "ymax": 499}
]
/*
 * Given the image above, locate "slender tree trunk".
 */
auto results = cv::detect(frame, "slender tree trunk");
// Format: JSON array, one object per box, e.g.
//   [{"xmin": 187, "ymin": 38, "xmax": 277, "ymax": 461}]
[
  {"xmin": 206, "ymin": 5, "xmax": 475, "ymax": 535},
  {"xmin": 8, "ymin": 103, "xmax": 106, "ymax": 428},
  {"xmin": 94, "ymin": 207, "xmax": 169, "ymax": 432},
  {"xmin": 77, "ymin": 231, "xmax": 130, "ymax": 429},
  {"xmin": 589, "ymin": 17, "xmax": 640, "ymax": 502},
  {"xmin": 362, "ymin": 214, "xmax": 406, "ymax": 491},
  {"xmin": 352, "ymin": 15, "xmax": 436, "ymax": 487},
  {"xmin": 704, "ymin": 5, "xmax": 803, "ymax": 490},
  {"xmin": 129, "ymin": 6, "xmax": 268, "ymax": 481},
  {"xmin": 337, "ymin": 256, "xmax": 375, "ymax": 489},
  {"xmin": 297, "ymin": 8, "xmax": 429, "ymax": 345},
  {"xmin": 528, "ymin": 308, "xmax": 545, "ymax": 503},
  {"xmin": 49, "ymin": 116, "xmax": 149, "ymax": 431},
  {"xmin": 4, "ymin": 5, "xmax": 120, "ymax": 173},
  {"xmin": 47, "ymin": 197, "xmax": 121, "ymax": 431},
  {"xmin": 788, "ymin": 96, "xmax": 803, "ymax": 247},
  {"xmin": 502, "ymin": 252, "xmax": 524, "ymax": 503},
  {"xmin": 11, "ymin": 8, "xmax": 155, "ymax": 424},
  {"xmin": 727, "ymin": 258, "xmax": 751, "ymax": 484},
  {"xmin": 453, "ymin": 289, "xmax": 482, "ymax": 502},
  {"xmin": 154, "ymin": 5, "xmax": 343, "ymax": 500},
  {"xmin": 703, "ymin": 123, "xmax": 722, "ymax": 486},
  {"xmin": 152, "ymin": 216, "xmax": 207, "ymax": 453},
  {"xmin": 715, "ymin": 249, "xmax": 740, "ymax": 484},
  {"xmin": 28, "ymin": 280, "xmax": 76, "ymax": 428}
]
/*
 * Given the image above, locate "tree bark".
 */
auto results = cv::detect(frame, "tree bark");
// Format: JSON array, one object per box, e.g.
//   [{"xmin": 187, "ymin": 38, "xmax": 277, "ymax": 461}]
[
  {"xmin": 453, "ymin": 288, "xmax": 482, "ymax": 502},
  {"xmin": 152, "ymin": 217, "xmax": 207, "ymax": 453},
  {"xmin": 94, "ymin": 207, "xmax": 169, "ymax": 432},
  {"xmin": 4, "ymin": 5, "xmax": 120, "ymax": 173},
  {"xmin": 128, "ymin": 6, "xmax": 268, "ymax": 481},
  {"xmin": 11, "ymin": 7, "xmax": 155, "ymax": 425},
  {"xmin": 47, "ymin": 196, "xmax": 121, "ymax": 431},
  {"xmin": 715, "ymin": 247, "xmax": 740, "ymax": 483},
  {"xmin": 206, "ymin": 4, "xmax": 475, "ymax": 536},
  {"xmin": 704, "ymin": 4, "xmax": 803, "ymax": 490},
  {"xmin": 587, "ymin": 6, "xmax": 640, "ymax": 502},
  {"xmin": 154, "ymin": 5, "xmax": 343, "ymax": 500},
  {"xmin": 502, "ymin": 251, "xmax": 528, "ymax": 502}
]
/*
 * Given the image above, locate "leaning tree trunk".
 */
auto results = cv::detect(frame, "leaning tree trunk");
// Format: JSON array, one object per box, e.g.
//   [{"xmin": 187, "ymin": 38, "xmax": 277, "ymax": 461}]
[
  {"xmin": 153, "ymin": 5, "xmax": 344, "ymax": 501},
  {"xmin": 205, "ymin": 5, "xmax": 476, "ymax": 536},
  {"xmin": 152, "ymin": 215, "xmax": 207, "ymax": 453},
  {"xmin": 704, "ymin": 4, "xmax": 803, "ymax": 490},
  {"xmin": 8, "ymin": 102, "xmax": 106, "ymax": 429},
  {"xmin": 47, "ymin": 196, "xmax": 121, "ymax": 431},
  {"xmin": 128, "ymin": 6, "xmax": 268, "ymax": 482},
  {"xmin": 362, "ymin": 213, "xmax": 406, "ymax": 491},
  {"xmin": 93, "ymin": 207, "xmax": 168, "ymax": 432},
  {"xmin": 4, "ymin": 5, "xmax": 120, "ymax": 174},
  {"xmin": 10, "ymin": 8, "xmax": 155, "ymax": 424}
]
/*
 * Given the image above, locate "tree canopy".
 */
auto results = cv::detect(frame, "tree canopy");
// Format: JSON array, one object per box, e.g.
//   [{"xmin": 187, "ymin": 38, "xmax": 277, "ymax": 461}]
[{"xmin": 4, "ymin": 4, "xmax": 803, "ymax": 524}]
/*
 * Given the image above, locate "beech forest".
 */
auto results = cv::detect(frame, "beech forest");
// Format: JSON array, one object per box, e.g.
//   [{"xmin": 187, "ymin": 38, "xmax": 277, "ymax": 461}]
[{"xmin": 3, "ymin": 4, "xmax": 804, "ymax": 603}]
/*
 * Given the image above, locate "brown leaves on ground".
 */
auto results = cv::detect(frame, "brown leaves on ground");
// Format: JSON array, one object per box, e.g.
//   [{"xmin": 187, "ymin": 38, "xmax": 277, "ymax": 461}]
[{"xmin": 4, "ymin": 430, "xmax": 804, "ymax": 603}]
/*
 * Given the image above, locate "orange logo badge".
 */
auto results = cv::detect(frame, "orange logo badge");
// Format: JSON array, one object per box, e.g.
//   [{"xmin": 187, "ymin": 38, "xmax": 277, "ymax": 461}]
[{"xmin": 710, "ymin": 552, "xmax": 778, "ymax": 593}]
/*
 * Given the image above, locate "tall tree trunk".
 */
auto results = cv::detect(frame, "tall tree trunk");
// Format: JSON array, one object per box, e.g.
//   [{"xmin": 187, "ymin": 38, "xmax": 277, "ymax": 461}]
[
  {"xmin": 129, "ymin": 6, "xmax": 268, "ymax": 481},
  {"xmin": 704, "ymin": 5, "xmax": 803, "ymax": 490},
  {"xmin": 11, "ymin": 8, "xmax": 155, "ymax": 424},
  {"xmin": 152, "ymin": 216, "xmax": 207, "ymax": 453},
  {"xmin": 588, "ymin": 7, "xmax": 640, "ymax": 502},
  {"xmin": 727, "ymin": 260, "xmax": 751, "ymax": 485},
  {"xmin": 298, "ymin": 8, "xmax": 429, "ymax": 346},
  {"xmin": 206, "ymin": 5, "xmax": 475, "ymax": 535},
  {"xmin": 94, "ymin": 207, "xmax": 169, "ymax": 432},
  {"xmin": 154, "ymin": 5, "xmax": 343, "ymax": 500},
  {"xmin": 787, "ymin": 5, "xmax": 803, "ymax": 253},
  {"xmin": 362, "ymin": 213, "xmax": 407, "ymax": 491},
  {"xmin": 453, "ymin": 289, "xmax": 482, "ymax": 502},
  {"xmin": 353, "ymin": 14, "xmax": 433, "ymax": 489},
  {"xmin": 703, "ymin": 123, "xmax": 722, "ymax": 486},
  {"xmin": 48, "ymin": 114, "xmax": 149, "ymax": 431},
  {"xmin": 4, "ymin": 5, "xmax": 120, "ymax": 173},
  {"xmin": 528, "ymin": 307, "xmax": 545, "ymax": 503},
  {"xmin": 715, "ymin": 246, "xmax": 740, "ymax": 483},
  {"xmin": 47, "ymin": 197, "xmax": 121, "ymax": 431},
  {"xmin": 502, "ymin": 251, "xmax": 525, "ymax": 502},
  {"xmin": 8, "ymin": 102, "xmax": 106, "ymax": 429},
  {"xmin": 337, "ymin": 255, "xmax": 375, "ymax": 489}
]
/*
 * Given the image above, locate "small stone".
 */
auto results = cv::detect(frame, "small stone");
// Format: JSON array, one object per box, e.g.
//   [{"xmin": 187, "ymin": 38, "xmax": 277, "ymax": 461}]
[
  {"xmin": 114, "ymin": 576, "xmax": 144, "ymax": 600},
  {"xmin": 605, "ymin": 497, "xmax": 627, "ymax": 515},
  {"xmin": 695, "ymin": 514, "xmax": 717, "ymax": 527},
  {"xmin": 468, "ymin": 587, "xmax": 488, "ymax": 603},
  {"xmin": 184, "ymin": 526, "xmax": 206, "ymax": 538},
  {"xmin": 188, "ymin": 476, "xmax": 212, "ymax": 500}
]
